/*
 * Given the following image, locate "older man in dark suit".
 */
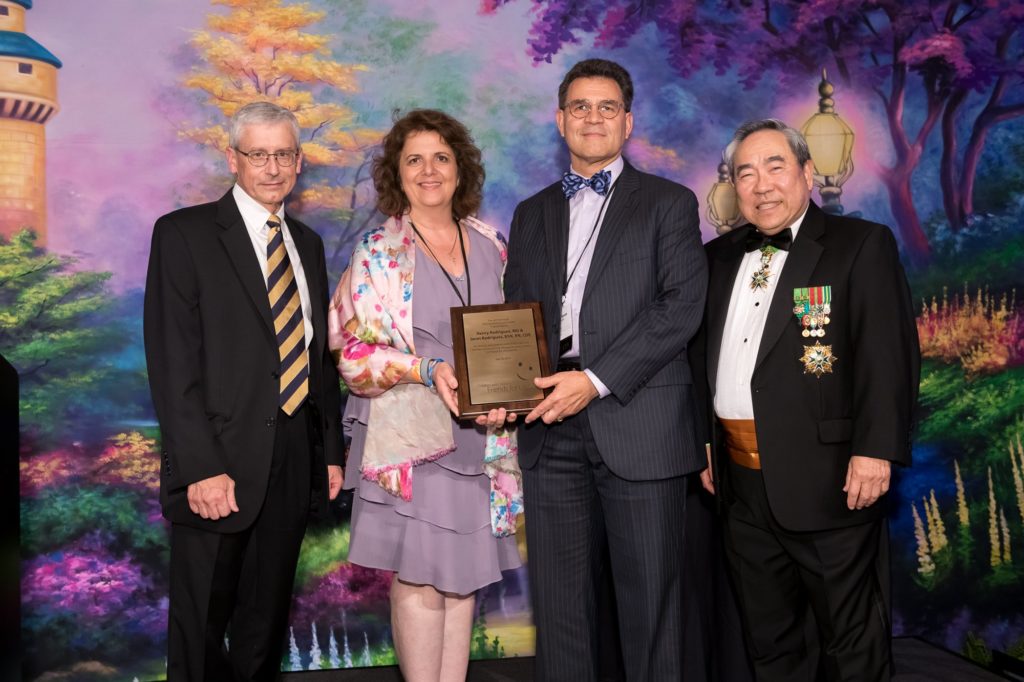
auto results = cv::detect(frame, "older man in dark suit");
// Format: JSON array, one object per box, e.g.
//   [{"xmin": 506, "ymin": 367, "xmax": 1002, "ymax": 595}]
[
  {"xmin": 144, "ymin": 101, "xmax": 343, "ymax": 681},
  {"xmin": 695, "ymin": 118, "xmax": 919, "ymax": 681},
  {"xmin": 503, "ymin": 58, "xmax": 708, "ymax": 681}
]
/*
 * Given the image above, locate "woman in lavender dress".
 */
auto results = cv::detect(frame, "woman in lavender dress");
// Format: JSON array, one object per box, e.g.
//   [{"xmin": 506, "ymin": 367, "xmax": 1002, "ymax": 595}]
[{"xmin": 328, "ymin": 109, "xmax": 523, "ymax": 682}]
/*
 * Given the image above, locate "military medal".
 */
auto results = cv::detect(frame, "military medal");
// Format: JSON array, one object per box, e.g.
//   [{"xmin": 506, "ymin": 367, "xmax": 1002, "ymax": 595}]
[
  {"xmin": 750, "ymin": 246, "xmax": 778, "ymax": 291},
  {"xmin": 793, "ymin": 286, "xmax": 832, "ymax": 338},
  {"xmin": 800, "ymin": 341, "xmax": 837, "ymax": 377}
]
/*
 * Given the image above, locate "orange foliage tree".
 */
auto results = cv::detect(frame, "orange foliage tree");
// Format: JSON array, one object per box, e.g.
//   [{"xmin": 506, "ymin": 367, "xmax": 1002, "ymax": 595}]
[{"xmin": 181, "ymin": 0, "xmax": 383, "ymax": 262}]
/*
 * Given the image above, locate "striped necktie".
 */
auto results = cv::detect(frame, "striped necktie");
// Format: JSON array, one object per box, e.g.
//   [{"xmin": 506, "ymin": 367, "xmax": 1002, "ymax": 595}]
[{"xmin": 266, "ymin": 216, "xmax": 309, "ymax": 415}]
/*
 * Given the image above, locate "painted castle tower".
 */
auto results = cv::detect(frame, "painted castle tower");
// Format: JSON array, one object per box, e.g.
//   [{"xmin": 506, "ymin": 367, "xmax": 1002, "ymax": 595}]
[{"xmin": 0, "ymin": 0, "xmax": 60, "ymax": 244}]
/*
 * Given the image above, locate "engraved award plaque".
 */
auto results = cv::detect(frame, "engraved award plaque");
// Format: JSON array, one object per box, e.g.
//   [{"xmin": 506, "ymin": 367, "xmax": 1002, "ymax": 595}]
[{"xmin": 450, "ymin": 302, "xmax": 551, "ymax": 418}]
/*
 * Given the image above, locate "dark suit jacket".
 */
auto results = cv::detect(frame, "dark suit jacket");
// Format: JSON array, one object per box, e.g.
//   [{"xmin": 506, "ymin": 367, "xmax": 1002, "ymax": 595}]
[
  {"xmin": 693, "ymin": 202, "xmax": 920, "ymax": 531},
  {"xmin": 144, "ymin": 190, "xmax": 342, "ymax": 533},
  {"xmin": 504, "ymin": 160, "xmax": 708, "ymax": 480}
]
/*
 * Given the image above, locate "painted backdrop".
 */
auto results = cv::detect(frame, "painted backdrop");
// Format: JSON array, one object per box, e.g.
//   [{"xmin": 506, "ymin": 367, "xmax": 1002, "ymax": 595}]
[{"xmin": 6, "ymin": 0, "xmax": 1024, "ymax": 679}]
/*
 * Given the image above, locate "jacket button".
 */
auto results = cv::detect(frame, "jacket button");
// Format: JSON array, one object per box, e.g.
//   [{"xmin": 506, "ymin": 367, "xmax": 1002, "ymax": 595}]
[
  {"xmin": 271, "ymin": 371, "xmax": 280, "ymax": 379},
  {"xmin": 266, "ymin": 417, "xmax": 276, "ymax": 427}
]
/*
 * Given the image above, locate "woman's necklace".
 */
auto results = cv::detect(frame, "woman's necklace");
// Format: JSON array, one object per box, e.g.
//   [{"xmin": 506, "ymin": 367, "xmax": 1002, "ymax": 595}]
[
  {"xmin": 413, "ymin": 221, "xmax": 460, "ymax": 267},
  {"xmin": 410, "ymin": 217, "xmax": 472, "ymax": 306}
]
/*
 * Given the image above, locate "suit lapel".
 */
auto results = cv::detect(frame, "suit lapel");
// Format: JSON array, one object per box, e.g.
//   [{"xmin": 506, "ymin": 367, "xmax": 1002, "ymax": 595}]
[
  {"xmin": 288, "ymin": 215, "xmax": 326, "ymax": 358},
  {"xmin": 706, "ymin": 228, "xmax": 748, "ymax": 394},
  {"xmin": 582, "ymin": 161, "xmax": 640, "ymax": 306},
  {"xmin": 753, "ymin": 203, "xmax": 825, "ymax": 371},
  {"xmin": 217, "ymin": 191, "xmax": 276, "ymax": 345},
  {"xmin": 543, "ymin": 186, "xmax": 569, "ymax": 296}
]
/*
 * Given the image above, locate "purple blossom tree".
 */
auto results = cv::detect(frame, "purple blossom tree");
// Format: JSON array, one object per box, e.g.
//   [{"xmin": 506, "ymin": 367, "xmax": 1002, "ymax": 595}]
[
  {"xmin": 21, "ymin": 547, "xmax": 165, "ymax": 665},
  {"xmin": 291, "ymin": 563, "xmax": 392, "ymax": 632},
  {"xmin": 484, "ymin": 0, "xmax": 1024, "ymax": 265}
]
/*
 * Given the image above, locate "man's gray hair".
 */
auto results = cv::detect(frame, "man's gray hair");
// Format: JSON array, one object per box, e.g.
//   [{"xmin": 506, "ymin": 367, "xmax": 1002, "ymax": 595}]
[
  {"xmin": 724, "ymin": 118, "xmax": 812, "ymax": 179},
  {"xmin": 227, "ymin": 101, "xmax": 301, "ymax": 149}
]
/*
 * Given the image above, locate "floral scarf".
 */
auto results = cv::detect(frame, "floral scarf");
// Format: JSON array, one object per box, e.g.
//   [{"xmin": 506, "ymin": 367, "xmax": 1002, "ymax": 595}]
[{"xmin": 328, "ymin": 214, "xmax": 523, "ymax": 537}]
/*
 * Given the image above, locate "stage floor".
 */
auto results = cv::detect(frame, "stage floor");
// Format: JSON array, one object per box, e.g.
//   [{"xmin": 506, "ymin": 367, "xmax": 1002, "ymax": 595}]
[{"xmin": 279, "ymin": 637, "xmax": 1011, "ymax": 681}]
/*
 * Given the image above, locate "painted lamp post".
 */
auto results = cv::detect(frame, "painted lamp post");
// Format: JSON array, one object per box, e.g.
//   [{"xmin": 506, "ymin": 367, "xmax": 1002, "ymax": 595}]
[
  {"xmin": 706, "ymin": 160, "xmax": 743, "ymax": 234},
  {"xmin": 801, "ymin": 69, "xmax": 854, "ymax": 215}
]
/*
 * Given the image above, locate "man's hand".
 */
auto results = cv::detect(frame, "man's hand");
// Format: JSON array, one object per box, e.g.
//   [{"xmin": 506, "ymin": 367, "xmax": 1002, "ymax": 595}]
[
  {"xmin": 475, "ymin": 407, "xmax": 518, "ymax": 429},
  {"xmin": 700, "ymin": 443, "xmax": 715, "ymax": 495},
  {"xmin": 524, "ymin": 371, "xmax": 599, "ymax": 424},
  {"xmin": 843, "ymin": 455, "xmax": 891, "ymax": 510},
  {"xmin": 187, "ymin": 473, "xmax": 239, "ymax": 520},
  {"xmin": 327, "ymin": 465, "xmax": 344, "ymax": 501},
  {"xmin": 432, "ymin": 361, "xmax": 460, "ymax": 416}
]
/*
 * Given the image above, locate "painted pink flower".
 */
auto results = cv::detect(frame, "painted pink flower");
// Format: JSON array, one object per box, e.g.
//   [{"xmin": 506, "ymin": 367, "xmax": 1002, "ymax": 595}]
[
  {"xmin": 492, "ymin": 472, "xmax": 518, "ymax": 495},
  {"xmin": 20, "ymin": 449, "xmax": 84, "ymax": 496},
  {"xmin": 22, "ymin": 548, "xmax": 160, "ymax": 632},
  {"xmin": 342, "ymin": 341, "xmax": 376, "ymax": 361}
]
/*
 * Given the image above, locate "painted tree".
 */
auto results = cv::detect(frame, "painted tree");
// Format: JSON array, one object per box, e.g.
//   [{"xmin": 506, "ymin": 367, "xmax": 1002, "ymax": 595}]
[
  {"xmin": 292, "ymin": 562, "xmax": 392, "ymax": 631},
  {"xmin": 181, "ymin": 0, "xmax": 382, "ymax": 254},
  {"xmin": 484, "ymin": 0, "xmax": 1024, "ymax": 265},
  {"xmin": 0, "ymin": 230, "xmax": 144, "ymax": 443}
]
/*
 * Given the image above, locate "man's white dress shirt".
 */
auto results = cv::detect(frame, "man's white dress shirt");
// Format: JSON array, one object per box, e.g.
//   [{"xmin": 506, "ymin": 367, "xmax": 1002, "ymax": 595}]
[
  {"xmin": 562, "ymin": 156, "xmax": 625, "ymax": 398},
  {"xmin": 233, "ymin": 184, "xmax": 313, "ymax": 353},
  {"xmin": 714, "ymin": 207, "xmax": 808, "ymax": 419}
]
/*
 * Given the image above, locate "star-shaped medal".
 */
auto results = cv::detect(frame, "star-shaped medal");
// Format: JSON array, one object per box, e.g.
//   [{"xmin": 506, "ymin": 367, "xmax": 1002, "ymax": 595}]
[
  {"xmin": 749, "ymin": 245, "xmax": 777, "ymax": 291},
  {"xmin": 800, "ymin": 341, "xmax": 836, "ymax": 377},
  {"xmin": 750, "ymin": 269, "xmax": 771, "ymax": 290}
]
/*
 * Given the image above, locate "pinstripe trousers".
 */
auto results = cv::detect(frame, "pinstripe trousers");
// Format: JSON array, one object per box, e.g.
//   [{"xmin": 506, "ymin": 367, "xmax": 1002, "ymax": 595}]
[{"xmin": 522, "ymin": 408, "xmax": 689, "ymax": 681}]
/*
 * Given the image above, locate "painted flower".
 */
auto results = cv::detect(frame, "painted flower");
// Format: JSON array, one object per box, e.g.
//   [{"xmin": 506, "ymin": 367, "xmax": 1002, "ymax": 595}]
[
  {"xmin": 20, "ymin": 449, "xmax": 84, "ymax": 495},
  {"xmin": 92, "ymin": 432, "xmax": 160, "ymax": 491}
]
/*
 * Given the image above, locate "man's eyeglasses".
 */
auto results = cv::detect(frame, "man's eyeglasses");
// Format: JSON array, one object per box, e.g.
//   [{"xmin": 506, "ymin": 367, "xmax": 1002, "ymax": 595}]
[
  {"xmin": 234, "ymin": 149, "xmax": 299, "ymax": 167},
  {"xmin": 564, "ymin": 100, "xmax": 626, "ymax": 120}
]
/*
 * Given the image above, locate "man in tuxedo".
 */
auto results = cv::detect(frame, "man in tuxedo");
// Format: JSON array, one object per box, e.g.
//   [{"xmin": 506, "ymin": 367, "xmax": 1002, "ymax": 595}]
[
  {"xmin": 504, "ymin": 58, "xmax": 708, "ymax": 681},
  {"xmin": 144, "ymin": 101, "xmax": 343, "ymax": 681},
  {"xmin": 695, "ymin": 119, "xmax": 919, "ymax": 681}
]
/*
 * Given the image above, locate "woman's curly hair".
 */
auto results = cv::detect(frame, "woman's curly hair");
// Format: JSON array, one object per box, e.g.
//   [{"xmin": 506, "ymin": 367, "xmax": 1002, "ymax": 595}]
[{"xmin": 372, "ymin": 109, "xmax": 485, "ymax": 219}]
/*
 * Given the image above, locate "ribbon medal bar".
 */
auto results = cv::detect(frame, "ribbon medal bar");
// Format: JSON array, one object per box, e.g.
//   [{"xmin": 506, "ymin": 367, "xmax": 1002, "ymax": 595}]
[
  {"xmin": 794, "ymin": 286, "xmax": 836, "ymax": 377},
  {"xmin": 792, "ymin": 285, "xmax": 832, "ymax": 338}
]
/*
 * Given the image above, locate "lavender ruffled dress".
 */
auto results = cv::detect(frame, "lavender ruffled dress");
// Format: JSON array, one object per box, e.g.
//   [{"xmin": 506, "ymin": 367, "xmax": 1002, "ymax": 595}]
[{"xmin": 342, "ymin": 229, "xmax": 522, "ymax": 594}]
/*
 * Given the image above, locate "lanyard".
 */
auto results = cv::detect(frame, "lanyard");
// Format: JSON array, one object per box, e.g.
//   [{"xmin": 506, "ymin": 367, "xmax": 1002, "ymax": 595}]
[
  {"xmin": 562, "ymin": 181, "xmax": 618, "ymax": 297},
  {"xmin": 411, "ymin": 219, "xmax": 471, "ymax": 307}
]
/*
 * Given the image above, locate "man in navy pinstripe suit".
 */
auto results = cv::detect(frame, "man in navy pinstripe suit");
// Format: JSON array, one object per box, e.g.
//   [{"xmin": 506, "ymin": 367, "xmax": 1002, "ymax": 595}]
[{"xmin": 504, "ymin": 58, "xmax": 709, "ymax": 681}]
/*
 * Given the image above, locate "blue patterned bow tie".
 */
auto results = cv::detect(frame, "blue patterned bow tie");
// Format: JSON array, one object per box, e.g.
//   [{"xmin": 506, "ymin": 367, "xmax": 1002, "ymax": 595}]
[{"xmin": 562, "ymin": 169, "xmax": 611, "ymax": 199}]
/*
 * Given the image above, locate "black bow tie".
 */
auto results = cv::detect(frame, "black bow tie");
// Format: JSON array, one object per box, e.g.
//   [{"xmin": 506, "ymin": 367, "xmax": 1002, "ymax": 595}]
[{"xmin": 744, "ymin": 227, "xmax": 793, "ymax": 252}]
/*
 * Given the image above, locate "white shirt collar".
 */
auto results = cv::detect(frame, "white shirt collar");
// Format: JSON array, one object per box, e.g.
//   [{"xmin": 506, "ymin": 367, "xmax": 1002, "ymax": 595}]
[
  {"xmin": 569, "ymin": 155, "xmax": 624, "ymax": 185},
  {"xmin": 232, "ymin": 183, "xmax": 286, "ymax": 235}
]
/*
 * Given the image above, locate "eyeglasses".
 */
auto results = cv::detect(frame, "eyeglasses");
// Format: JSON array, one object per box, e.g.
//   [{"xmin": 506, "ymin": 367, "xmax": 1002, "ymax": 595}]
[
  {"xmin": 564, "ymin": 99, "xmax": 626, "ymax": 119},
  {"xmin": 234, "ymin": 149, "xmax": 299, "ymax": 167}
]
